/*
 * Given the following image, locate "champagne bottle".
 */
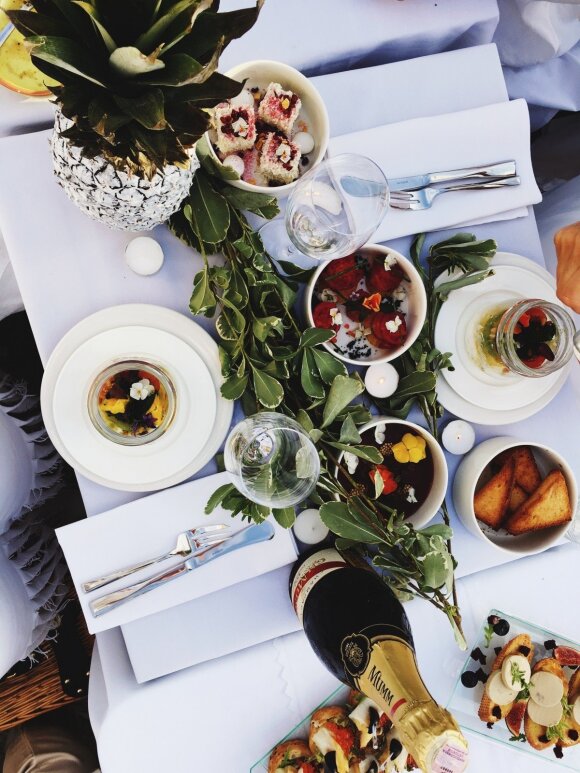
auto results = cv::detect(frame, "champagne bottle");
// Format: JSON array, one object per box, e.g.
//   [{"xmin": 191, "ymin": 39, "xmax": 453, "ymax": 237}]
[{"xmin": 290, "ymin": 548, "xmax": 468, "ymax": 773}]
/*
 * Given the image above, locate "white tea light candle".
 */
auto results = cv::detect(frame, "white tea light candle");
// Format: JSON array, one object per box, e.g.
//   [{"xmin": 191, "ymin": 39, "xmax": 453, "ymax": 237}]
[
  {"xmin": 442, "ymin": 420, "xmax": 475, "ymax": 455},
  {"xmin": 293, "ymin": 508, "xmax": 329, "ymax": 544},
  {"xmin": 364, "ymin": 363, "xmax": 399, "ymax": 398},
  {"xmin": 125, "ymin": 237, "xmax": 164, "ymax": 276}
]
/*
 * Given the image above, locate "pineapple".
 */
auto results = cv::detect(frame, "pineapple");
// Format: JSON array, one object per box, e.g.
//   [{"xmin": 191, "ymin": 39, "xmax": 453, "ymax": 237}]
[{"xmin": 9, "ymin": 0, "xmax": 263, "ymax": 230}]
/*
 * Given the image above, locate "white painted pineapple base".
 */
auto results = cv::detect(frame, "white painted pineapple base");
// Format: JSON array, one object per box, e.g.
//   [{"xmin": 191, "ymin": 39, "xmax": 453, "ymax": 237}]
[{"xmin": 51, "ymin": 110, "xmax": 199, "ymax": 231}]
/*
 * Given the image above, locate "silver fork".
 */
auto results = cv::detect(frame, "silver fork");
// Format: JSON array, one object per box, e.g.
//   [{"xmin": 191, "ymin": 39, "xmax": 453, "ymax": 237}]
[
  {"xmin": 81, "ymin": 524, "xmax": 231, "ymax": 592},
  {"xmin": 389, "ymin": 177, "xmax": 521, "ymax": 210}
]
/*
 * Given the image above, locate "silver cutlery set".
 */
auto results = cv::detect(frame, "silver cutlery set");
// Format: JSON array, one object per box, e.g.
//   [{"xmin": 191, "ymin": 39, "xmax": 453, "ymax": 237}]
[
  {"xmin": 343, "ymin": 160, "xmax": 520, "ymax": 210},
  {"xmin": 83, "ymin": 521, "xmax": 275, "ymax": 617}
]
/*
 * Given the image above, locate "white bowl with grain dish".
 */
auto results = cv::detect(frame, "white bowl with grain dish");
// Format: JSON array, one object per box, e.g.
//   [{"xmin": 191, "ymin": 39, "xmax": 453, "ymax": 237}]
[
  {"xmin": 453, "ymin": 436, "xmax": 577, "ymax": 554},
  {"xmin": 204, "ymin": 59, "xmax": 329, "ymax": 198}
]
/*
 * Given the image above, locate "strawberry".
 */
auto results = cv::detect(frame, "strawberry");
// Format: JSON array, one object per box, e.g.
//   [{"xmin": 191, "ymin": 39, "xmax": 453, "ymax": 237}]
[
  {"xmin": 367, "ymin": 258, "xmax": 404, "ymax": 294},
  {"xmin": 370, "ymin": 311, "xmax": 407, "ymax": 348}
]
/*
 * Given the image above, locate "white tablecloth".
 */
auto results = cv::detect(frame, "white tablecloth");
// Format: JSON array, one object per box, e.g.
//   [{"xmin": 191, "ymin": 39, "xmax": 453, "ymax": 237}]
[{"xmin": 0, "ymin": 44, "xmax": 578, "ymax": 773}]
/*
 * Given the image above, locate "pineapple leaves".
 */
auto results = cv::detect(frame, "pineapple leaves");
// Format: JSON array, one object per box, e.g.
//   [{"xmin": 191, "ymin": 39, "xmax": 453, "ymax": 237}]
[
  {"xmin": 29, "ymin": 36, "xmax": 107, "ymax": 87},
  {"xmin": 109, "ymin": 47, "xmax": 165, "ymax": 77},
  {"xmin": 113, "ymin": 89, "xmax": 166, "ymax": 130},
  {"xmin": 11, "ymin": 0, "xmax": 263, "ymax": 174},
  {"xmin": 134, "ymin": 0, "xmax": 201, "ymax": 54}
]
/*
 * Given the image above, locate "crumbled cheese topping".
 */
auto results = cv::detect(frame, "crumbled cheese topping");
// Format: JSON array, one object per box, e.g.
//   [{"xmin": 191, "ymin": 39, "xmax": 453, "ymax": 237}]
[
  {"xmin": 276, "ymin": 142, "xmax": 292, "ymax": 164},
  {"xmin": 344, "ymin": 451, "xmax": 359, "ymax": 474},
  {"xmin": 383, "ymin": 253, "xmax": 397, "ymax": 271},
  {"xmin": 231, "ymin": 116, "xmax": 249, "ymax": 137},
  {"xmin": 320, "ymin": 288, "xmax": 338, "ymax": 303},
  {"xmin": 385, "ymin": 315, "xmax": 403, "ymax": 333},
  {"xmin": 329, "ymin": 307, "xmax": 343, "ymax": 326},
  {"xmin": 374, "ymin": 422, "xmax": 386, "ymax": 445},
  {"xmin": 392, "ymin": 286, "xmax": 406, "ymax": 301},
  {"xmin": 406, "ymin": 486, "xmax": 418, "ymax": 504}
]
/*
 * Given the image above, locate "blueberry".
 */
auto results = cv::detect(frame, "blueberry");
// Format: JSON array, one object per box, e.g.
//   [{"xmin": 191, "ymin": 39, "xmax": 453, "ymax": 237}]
[
  {"xmin": 475, "ymin": 668, "xmax": 488, "ymax": 684},
  {"xmin": 461, "ymin": 670, "xmax": 479, "ymax": 688},
  {"xmin": 493, "ymin": 619, "xmax": 510, "ymax": 636},
  {"xmin": 544, "ymin": 639, "xmax": 557, "ymax": 650},
  {"xmin": 487, "ymin": 615, "xmax": 500, "ymax": 626}
]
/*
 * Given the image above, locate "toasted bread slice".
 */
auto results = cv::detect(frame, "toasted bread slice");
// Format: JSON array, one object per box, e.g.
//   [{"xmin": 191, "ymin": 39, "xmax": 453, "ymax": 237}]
[
  {"xmin": 524, "ymin": 659, "xmax": 568, "ymax": 751},
  {"xmin": 474, "ymin": 457, "xmax": 516, "ymax": 529},
  {"xmin": 478, "ymin": 634, "xmax": 533, "ymax": 723},
  {"xmin": 268, "ymin": 740, "xmax": 312, "ymax": 773},
  {"xmin": 496, "ymin": 447, "xmax": 542, "ymax": 494},
  {"xmin": 504, "ymin": 470, "xmax": 572, "ymax": 535},
  {"xmin": 558, "ymin": 669, "xmax": 580, "ymax": 748},
  {"xmin": 508, "ymin": 484, "xmax": 528, "ymax": 513}
]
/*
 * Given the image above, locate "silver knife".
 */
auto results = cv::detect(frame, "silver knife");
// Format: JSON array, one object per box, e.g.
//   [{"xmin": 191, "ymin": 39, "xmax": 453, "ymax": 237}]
[
  {"xmin": 90, "ymin": 521, "xmax": 275, "ymax": 617},
  {"xmin": 341, "ymin": 161, "xmax": 516, "ymax": 196}
]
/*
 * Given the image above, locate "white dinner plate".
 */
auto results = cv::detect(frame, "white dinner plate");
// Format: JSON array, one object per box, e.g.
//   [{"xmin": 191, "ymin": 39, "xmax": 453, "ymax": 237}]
[
  {"xmin": 435, "ymin": 253, "xmax": 571, "ymax": 424},
  {"xmin": 41, "ymin": 305, "xmax": 233, "ymax": 491},
  {"xmin": 53, "ymin": 326, "xmax": 216, "ymax": 488},
  {"xmin": 435, "ymin": 264, "xmax": 561, "ymax": 410}
]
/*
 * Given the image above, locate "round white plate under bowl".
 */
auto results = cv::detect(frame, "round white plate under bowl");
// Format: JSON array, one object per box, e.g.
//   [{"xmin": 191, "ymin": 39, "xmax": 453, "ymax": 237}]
[
  {"xmin": 435, "ymin": 264, "xmax": 563, "ymax": 411},
  {"xmin": 435, "ymin": 254, "xmax": 570, "ymax": 425},
  {"xmin": 41, "ymin": 305, "xmax": 233, "ymax": 491}
]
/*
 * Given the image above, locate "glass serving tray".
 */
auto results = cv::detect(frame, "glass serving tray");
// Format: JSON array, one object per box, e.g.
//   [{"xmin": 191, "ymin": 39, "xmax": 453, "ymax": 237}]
[
  {"xmin": 447, "ymin": 608, "xmax": 580, "ymax": 771},
  {"xmin": 250, "ymin": 685, "xmax": 349, "ymax": 772}
]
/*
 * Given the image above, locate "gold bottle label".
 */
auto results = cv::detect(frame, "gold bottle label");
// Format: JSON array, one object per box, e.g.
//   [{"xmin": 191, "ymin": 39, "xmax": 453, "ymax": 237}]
[{"xmin": 341, "ymin": 630, "xmax": 468, "ymax": 772}]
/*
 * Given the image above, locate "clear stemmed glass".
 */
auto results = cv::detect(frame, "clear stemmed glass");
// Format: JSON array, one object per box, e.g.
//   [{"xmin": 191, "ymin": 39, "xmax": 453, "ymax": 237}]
[
  {"xmin": 259, "ymin": 153, "xmax": 389, "ymax": 263},
  {"xmin": 224, "ymin": 412, "xmax": 320, "ymax": 508}
]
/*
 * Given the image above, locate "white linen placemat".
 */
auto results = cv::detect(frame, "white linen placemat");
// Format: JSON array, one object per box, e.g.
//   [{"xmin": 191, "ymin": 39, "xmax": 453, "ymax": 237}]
[
  {"xmin": 328, "ymin": 98, "xmax": 542, "ymax": 241},
  {"xmin": 122, "ymin": 564, "xmax": 301, "ymax": 682},
  {"xmin": 56, "ymin": 472, "xmax": 297, "ymax": 633}
]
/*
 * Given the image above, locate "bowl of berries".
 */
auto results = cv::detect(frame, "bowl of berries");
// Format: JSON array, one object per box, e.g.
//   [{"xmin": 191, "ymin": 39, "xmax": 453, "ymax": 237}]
[
  {"xmin": 203, "ymin": 60, "xmax": 329, "ymax": 197},
  {"xmin": 305, "ymin": 245, "xmax": 427, "ymax": 365}
]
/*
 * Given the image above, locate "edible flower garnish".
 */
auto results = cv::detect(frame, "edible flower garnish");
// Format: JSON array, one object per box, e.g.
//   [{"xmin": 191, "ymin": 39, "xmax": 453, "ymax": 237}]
[
  {"xmin": 393, "ymin": 433, "xmax": 427, "ymax": 464},
  {"xmin": 362, "ymin": 292, "xmax": 382, "ymax": 312},
  {"xmin": 369, "ymin": 465, "xmax": 398, "ymax": 496},
  {"xmin": 130, "ymin": 378, "xmax": 155, "ymax": 401}
]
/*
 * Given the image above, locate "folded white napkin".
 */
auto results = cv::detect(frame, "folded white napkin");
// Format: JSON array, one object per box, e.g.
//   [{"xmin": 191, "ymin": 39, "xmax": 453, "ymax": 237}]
[
  {"xmin": 122, "ymin": 565, "xmax": 301, "ymax": 682},
  {"xmin": 328, "ymin": 99, "xmax": 542, "ymax": 242},
  {"xmin": 56, "ymin": 472, "xmax": 297, "ymax": 634}
]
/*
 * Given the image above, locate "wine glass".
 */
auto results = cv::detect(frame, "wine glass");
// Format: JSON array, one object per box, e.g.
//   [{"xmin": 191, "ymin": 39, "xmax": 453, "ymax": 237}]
[
  {"xmin": 224, "ymin": 412, "xmax": 320, "ymax": 508},
  {"xmin": 260, "ymin": 153, "xmax": 389, "ymax": 264}
]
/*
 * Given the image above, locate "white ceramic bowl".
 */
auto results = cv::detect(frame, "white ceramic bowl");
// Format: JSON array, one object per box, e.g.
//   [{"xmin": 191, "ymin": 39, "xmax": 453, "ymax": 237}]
[
  {"xmin": 205, "ymin": 59, "xmax": 329, "ymax": 198},
  {"xmin": 335, "ymin": 417, "xmax": 448, "ymax": 529},
  {"xmin": 305, "ymin": 244, "xmax": 427, "ymax": 366},
  {"xmin": 453, "ymin": 436, "xmax": 577, "ymax": 554}
]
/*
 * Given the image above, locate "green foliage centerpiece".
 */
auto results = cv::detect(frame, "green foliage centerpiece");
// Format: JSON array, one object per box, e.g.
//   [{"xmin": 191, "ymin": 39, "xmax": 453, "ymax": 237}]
[{"xmin": 173, "ymin": 154, "xmax": 498, "ymax": 648}]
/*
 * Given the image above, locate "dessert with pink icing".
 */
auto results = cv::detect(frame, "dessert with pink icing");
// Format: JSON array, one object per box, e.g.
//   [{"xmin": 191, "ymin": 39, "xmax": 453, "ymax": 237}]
[
  {"xmin": 259, "ymin": 133, "xmax": 301, "ymax": 184},
  {"xmin": 214, "ymin": 102, "xmax": 256, "ymax": 155},
  {"xmin": 209, "ymin": 81, "xmax": 315, "ymax": 187},
  {"xmin": 257, "ymin": 81, "xmax": 301, "ymax": 134}
]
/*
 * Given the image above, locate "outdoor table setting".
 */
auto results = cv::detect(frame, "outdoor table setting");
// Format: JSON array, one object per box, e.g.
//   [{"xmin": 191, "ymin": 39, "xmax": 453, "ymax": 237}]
[{"xmin": 0, "ymin": 2, "xmax": 579, "ymax": 773}]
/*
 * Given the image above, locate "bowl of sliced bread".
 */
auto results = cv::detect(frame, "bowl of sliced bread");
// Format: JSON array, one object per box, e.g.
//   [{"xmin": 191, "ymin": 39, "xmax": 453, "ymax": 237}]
[{"xmin": 453, "ymin": 437, "xmax": 577, "ymax": 554}]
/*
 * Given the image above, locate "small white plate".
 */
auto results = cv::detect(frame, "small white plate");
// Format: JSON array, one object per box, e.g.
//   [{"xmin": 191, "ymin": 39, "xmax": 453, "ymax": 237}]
[
  {"xmin": 41, "ymin": 305, "xmax": 233, "ymax": 491},
  {"xmin": 52, "ymin": 326, "xmax": 216, "ymax": 488},
  {"xmin": 435, "ymin": 253, "xmax": 571, "ymax": 424},
  {"xmin": 435, "ymin": 264, "xmax": 561, "ymax": 410}
]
